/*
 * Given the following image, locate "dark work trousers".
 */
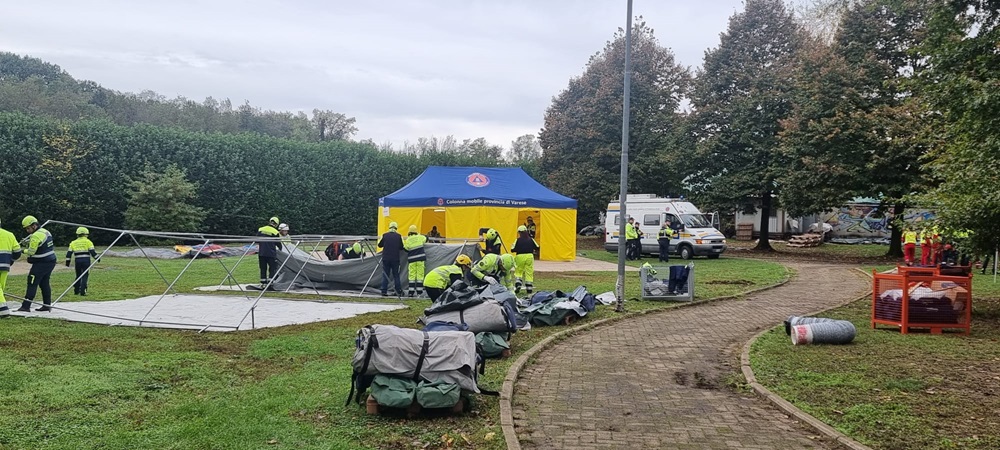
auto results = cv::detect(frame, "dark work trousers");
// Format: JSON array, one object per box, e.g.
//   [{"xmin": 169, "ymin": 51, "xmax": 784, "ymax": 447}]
[
  {"xmin": 23, "ymin": 261, "xmax": 56, "ymax": 309},
  {"xmin": 425, "ymin": 287, "xmax": 445, "ymax": 303},
  {"xmin": 258, "ymin": 256, "xmax": 279, "ymax": 284},
  {"xmin": 629, "ymin": 239, "xmax": 642, "ymax": 260},
  {"xmin": 381, "ymin": 260, "xmax": 402, "ymax": 295},
  {"xmin": 73, "ymin": 259, "xmax": 92, "ymax": 294},
  {"xmin": 658, "ymin": 240, "xmax": 670, "ymax": 262}
]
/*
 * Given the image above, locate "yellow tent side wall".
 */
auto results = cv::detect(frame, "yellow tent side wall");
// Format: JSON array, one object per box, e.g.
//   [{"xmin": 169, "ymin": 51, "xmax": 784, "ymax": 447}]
[
  {"xmin": 539, "ymin": 208, "xmax": 576, "ymax": 261},
  {"xmin": 375, "ymin": 206, "xmax": 576, "ymax": 261}
]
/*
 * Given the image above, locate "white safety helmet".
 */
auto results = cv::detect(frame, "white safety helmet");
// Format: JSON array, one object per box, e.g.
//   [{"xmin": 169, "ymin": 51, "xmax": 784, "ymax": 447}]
[{"xmin": 278, "ymin": 223, "xmax": 289, "ymax": 231}]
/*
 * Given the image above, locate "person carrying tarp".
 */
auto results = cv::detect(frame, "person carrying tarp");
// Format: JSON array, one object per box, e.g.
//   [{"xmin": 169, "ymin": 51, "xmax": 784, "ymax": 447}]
[
  {"xmin": 378, "ymin": 222, "xmax": 404, "ymax": 297},
  {"xmin": 255, "ymin": 216, "xmax": 282, "ymax": 287},
  {"xmin": 471, "ymin": 253, "xmax": 516, "ymax": 292},
  {"xmin": 0, "ymin": 219, "xmax": 23, "ymax": 318},
  {"xmin": 338, "ymin": 242, "xmax": 363, "ymax": 260},
  {"xmin": 66, "ymin": 227, "xmax": 98, "ymax": 296},
  {"xmin": 403, "ymin": 225, "xmax": 428, "ymax": 297},
  {"xmin": 423, "ymin": 254, "xmax": 473, "ymax": 302},
  {"xmin": 479, "ymin": 227, "xmax": 503, "ymax": 256},
  {"xmin": 512, "ymin": 225, "xmax": 539, "ymax": 294},
  {"xmin": 19, "ymin": 215, "xmax": 56, "ymax": 312}
]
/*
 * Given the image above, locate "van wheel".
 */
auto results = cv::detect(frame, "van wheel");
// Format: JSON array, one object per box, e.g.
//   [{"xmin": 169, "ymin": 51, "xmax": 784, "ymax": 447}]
[{"xmin": 680, "ymin": 245, "xmax": 693, "ymax": 260}]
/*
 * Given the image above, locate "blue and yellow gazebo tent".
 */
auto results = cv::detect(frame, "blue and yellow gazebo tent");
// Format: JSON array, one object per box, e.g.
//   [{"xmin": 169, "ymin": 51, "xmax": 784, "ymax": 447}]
[{"xmin": 377, "ymin": 166, "xmax": 578, "ymax": 261}]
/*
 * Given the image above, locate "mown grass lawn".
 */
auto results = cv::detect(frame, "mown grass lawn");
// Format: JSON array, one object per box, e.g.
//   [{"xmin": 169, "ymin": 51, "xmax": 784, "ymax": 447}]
[
  {"xmin": 0, "ymin": 251, "xmax": 787, "ymax": 450},
  {"xmin": 751, "ymin": 268, "xmax": 1000, "ymax": 450}
]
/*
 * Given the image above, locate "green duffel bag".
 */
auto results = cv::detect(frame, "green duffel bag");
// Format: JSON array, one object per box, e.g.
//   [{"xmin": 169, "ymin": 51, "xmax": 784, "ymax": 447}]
[
  {"xmin": 370, "ymin": 375, "xmax": 416, "ymax": 408},
  {"xmin": 415, "ymin": 380, "xmax": 461, "ymax": 408},
  {"xmin": 475, "ymin": 332, "xmax": 510, "ymax": 358}
]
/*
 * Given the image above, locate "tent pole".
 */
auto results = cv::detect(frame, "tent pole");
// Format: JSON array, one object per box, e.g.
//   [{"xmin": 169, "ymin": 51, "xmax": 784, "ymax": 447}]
[
  {"xmin": 214, "ymin": 253, "xmax": 254, "ymax": 300},
  {"xmin": 359, "ymin": 256, "xmax": 381, "ymax": 298},
  {"xmin": 141, "ymin": 239, "xmax": 210, "ymax": 325},
  {"xmin": 235, "ymin": 245, "xmax": 300, "ymax": 330},
  {"xmin": 53, "ymin": 231, "xmax": 126, "ymax": 306},
  {"xmin": 218, "ymin": 243, "xmax": 253, "ymax": 289},
  {"xmin": 130, "ymin": 233, "xmax": 175, "ymax": 294},
  {"xmin": 283, "ymin": 238, "xmax": 316, "ymax": 293}
]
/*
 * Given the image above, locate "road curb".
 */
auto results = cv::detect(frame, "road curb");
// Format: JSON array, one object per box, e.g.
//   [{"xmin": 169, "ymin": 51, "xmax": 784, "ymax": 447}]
[
  {"xmin": 739, "ymin": 268, "xmax": 873, "ymax": 450},
  {"xmin": 501, "ymin": 265, "xmax": 795, "ymax": 450}
]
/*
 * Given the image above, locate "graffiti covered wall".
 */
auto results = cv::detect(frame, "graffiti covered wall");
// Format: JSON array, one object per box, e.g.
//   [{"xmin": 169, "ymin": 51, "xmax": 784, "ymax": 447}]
[{"xmin": 820, "ymin": 204, "xmax": 935, "ymax": 238}]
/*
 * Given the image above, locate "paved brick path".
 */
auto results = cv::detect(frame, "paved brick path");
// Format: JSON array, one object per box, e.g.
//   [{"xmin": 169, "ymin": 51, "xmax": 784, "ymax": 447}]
[{"xmin": 512, "ymin": 261, "xmax": 869, "ymax": 449}]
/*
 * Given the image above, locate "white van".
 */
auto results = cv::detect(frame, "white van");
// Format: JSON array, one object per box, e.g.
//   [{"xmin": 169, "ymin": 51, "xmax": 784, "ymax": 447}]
[{"xmin": 604, "ymin": 194, "xmax": 727, "ymax": 259}]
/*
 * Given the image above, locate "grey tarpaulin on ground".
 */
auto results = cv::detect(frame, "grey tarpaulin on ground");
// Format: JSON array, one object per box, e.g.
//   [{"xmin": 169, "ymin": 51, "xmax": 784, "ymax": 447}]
[
  {"xmin": 787, "ymin": 316, "xmax": 857, "ymax": 345},
  {"xmin": 269, "ymin": 242, "xmax": 481, "ymax": 293},
  {"xmin": 352, "ymin": 325, "xmax": 480, "ymax": 394}
]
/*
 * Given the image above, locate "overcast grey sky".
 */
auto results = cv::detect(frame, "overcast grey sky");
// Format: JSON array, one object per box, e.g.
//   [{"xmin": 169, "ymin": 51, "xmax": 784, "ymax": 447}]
[{"xmin": 1, "ymin": 0, "xmax": 749, "ymax": 147}]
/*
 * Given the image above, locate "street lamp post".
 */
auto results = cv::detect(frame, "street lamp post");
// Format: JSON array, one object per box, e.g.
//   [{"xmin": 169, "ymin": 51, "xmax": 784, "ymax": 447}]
[{"xmin": 615, "ymin": 0, "xmax": 633, "ymax": 312}]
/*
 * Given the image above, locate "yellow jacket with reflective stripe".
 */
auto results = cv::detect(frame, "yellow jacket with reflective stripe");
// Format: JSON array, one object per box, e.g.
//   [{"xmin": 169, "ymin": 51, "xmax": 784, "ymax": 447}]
[
  {"xmin": 423, "ymin": 264, "xmax": 464, "ymax": 289},
  {"xmin": 25, "ymin": 228, "xmax": 56, "ymax": 263},
  {"xmin": 903, "ymin": 231, "xmax": 918, "ymax": 244},
  {"xmin": 67, "ymin": 237, "xmax": 97, "ymax": 262},
  {"xmin": 0, "ymin": 227, "xmax": 22, "ymax": 271}
]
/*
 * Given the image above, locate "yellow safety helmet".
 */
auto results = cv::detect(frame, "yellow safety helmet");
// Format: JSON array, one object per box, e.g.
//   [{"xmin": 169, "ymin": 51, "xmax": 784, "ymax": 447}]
[
  {"xmin": 455, "ymin": 254, "xmax": 472, "ymax": 266},
  {"xmin": 389, "ymin": 222, "xmax": 398, "ymax": 230},
  {"xmin": 22, "ymin": 215, "xmax": 38, "ymax": 228},
  {"xmin": 76, "ymin": 227, "xmax": 89, "ymax": 235},
  {"xmin": 408, "ymin": 225, "xmax": 418, "ymax": 234},
  {"xmin": 486, "ymin": 228, "xmax": 498, "ymax": 240},
  {"xmin": 269, "ymin": 216, "xmax": 280, "ymax": 225},
  {"xmin": 352, "ymin": 242, "xmax": 362, "ymax": 254},
  {"xmin": 517, "ymin": 225, "xmax": 527, "ymax": 232},
  {"xmin": 499, "ymin": 253, "xmax": 515, "ymax": 271}
]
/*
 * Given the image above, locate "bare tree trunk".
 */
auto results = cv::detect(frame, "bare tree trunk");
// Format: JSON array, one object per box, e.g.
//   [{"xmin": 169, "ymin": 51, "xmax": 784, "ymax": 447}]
[
  {"xmin": 754, "ymin": 192, "xmax": 774, "ymax": 251},
  {"xmin": 886, "ymin": 203, "xmax": 904, "ymax": 257}
]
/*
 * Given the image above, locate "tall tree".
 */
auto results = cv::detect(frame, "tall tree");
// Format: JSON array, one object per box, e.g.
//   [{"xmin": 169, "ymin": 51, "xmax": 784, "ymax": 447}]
[
  {"xmin": 508, "ymin": 134, "xmax": 542, "ymax": 164},
  {"xmin": 916, "ymin": 0, "xmax": 1000, "ymax": 253},
  {"xmin": 779, "ymin": 0, "xmax": 931, "ymax": 257},
  {"xmin": 539, "ymin": 20, "xmax": 690, "ymax": 227},
  {"xmin": 311, "ymin": 109, "xmax": 357, "ymax": 141},
  {"xmin": 690, "ymin": 0, "xmax": 805, "ymax": 250}
]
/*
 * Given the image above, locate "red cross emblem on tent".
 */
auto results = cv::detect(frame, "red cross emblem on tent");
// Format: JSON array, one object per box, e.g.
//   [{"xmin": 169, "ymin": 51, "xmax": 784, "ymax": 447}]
[{"xmin": 467, "ymin": 172, "xmax": 490, "ymax": 187}]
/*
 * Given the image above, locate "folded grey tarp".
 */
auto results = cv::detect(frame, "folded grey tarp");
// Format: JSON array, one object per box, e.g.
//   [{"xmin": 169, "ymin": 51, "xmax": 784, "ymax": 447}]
[
  {"xmin": 352, "ymin": 324, "xmax": 480, "ymax": 394},
  {"xmin": 270, "ymin": 242, "xmax": 481, "ymax": 293},
  {"xmin": 419, "ymin": 300, "xmax": 513, "ymax": 333}
]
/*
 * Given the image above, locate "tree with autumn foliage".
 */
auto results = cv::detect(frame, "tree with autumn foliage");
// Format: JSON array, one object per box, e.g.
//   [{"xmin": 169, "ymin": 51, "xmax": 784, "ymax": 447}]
[
  {"xmin": 779, "ymin": 0, "xmax": 932, "ymax": 257},
  {"xmin": 539, "ymin": 20, "xmax": 691, "ymax": 227},
  {"xmin": 689, "ymin": 0, "xmax": 805, "ymax": 251}
]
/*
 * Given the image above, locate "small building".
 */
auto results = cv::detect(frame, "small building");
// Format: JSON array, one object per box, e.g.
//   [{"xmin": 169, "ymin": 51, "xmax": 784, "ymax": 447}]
[{"xmin": 735, "ymin": 198, "xmax": 935, "ymax": 239}]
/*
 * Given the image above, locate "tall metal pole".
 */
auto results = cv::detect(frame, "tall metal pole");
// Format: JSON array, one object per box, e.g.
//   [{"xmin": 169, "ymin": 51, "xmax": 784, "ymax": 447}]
[{"xmin": 615, "ymin": 0, "xmax": 633, "ymax": 313}]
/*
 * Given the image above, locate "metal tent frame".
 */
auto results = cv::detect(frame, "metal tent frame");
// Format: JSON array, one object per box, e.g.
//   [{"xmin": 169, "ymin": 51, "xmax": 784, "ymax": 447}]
[{"xmin": 14, "ymin": 220, "xmax": 385, "ymax": 331}]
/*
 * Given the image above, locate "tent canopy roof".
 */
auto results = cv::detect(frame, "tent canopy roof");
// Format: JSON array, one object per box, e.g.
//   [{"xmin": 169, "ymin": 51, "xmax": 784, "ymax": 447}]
[{"xmin": 380, "ymin": 166, "xmax": 577, "ymax": 209}]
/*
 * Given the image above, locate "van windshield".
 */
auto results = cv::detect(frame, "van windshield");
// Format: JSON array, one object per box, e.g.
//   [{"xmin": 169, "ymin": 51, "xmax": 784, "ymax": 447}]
[{"xmin": 681, "ymin": 214, "xmax": 711, "ymax": 228}]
